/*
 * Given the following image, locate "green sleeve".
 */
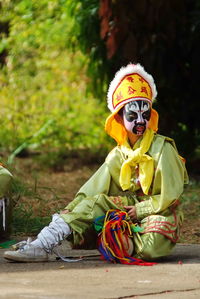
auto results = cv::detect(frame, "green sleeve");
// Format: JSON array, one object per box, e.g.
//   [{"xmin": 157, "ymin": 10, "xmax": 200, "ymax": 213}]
[
  {"xmin": 0, "ymin": 166, "xmax": 13, "ymax": 198},
  {"xmin": 65, "ymin": 162, "xmax": 111, "ymax": 211},
  {"xmin": 135, "ymin": 141, "xmax": 188, "ymax": 220}
]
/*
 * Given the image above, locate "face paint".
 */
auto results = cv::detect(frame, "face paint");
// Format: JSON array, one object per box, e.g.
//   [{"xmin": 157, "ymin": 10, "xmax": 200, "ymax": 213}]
[{"xmin": 122, "ymin": 100, "xmax": 151, "ymax": 135}]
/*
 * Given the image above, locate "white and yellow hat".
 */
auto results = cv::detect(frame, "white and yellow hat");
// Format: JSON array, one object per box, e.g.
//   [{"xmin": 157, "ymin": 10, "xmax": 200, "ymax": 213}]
[{"xmin": 105, "ymin": 63, "xmax": 159, "ymax": 144}]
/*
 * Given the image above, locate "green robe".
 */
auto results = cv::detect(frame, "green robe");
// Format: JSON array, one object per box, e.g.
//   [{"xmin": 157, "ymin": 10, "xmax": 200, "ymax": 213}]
[{"xmin": 61, "ymin": 134, "xmax": 188, "ymax": 260}]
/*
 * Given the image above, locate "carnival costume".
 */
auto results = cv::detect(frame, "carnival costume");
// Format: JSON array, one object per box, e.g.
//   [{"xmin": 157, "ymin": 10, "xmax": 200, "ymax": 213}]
[{"xmin": 61, "ymin": 64, "xmax": 188, "ymax": 260}]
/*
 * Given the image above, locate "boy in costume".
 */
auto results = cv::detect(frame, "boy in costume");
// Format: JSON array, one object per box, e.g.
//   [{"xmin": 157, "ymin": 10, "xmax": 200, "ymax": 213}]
[{"xmin": 4, "ymin": 63, "xmax": 188, "ymax": 262}]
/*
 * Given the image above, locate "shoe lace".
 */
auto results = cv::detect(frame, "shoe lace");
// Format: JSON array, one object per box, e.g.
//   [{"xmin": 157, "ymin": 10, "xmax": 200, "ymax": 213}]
[
  {"xmin": 53, "ymin": 246, "xmax": 82, "ymax": 263},
  {"xmin": 12, "ymin": 237, "xmax": 32, "ymax": 251}
]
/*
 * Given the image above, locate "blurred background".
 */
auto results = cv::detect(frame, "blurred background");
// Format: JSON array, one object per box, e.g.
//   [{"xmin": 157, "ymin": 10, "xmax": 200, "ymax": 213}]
[{"xmin": 0, "ymin": 0, "xmax": 199, "ymax": 240}]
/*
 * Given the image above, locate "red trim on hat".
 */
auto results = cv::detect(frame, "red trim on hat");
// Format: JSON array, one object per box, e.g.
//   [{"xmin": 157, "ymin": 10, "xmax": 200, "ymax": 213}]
[{"xmin": 113, "ymin": 97, "xmax": 152, "ymax": 110}]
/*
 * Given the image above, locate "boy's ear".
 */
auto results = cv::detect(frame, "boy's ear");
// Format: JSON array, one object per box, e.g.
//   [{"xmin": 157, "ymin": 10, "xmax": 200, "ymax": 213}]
[
  {"xmin": 115, "ymin": 111, "xmax": 124, "ymax": 125},
  {"xmin": 117, "ymin": 108, "xmax": 124, "ymax": 121}
]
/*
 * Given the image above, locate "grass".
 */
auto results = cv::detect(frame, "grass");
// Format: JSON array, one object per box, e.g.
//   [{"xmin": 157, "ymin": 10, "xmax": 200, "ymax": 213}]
[{"xmin": 11, "ymin": 179, "xmax": 56, "ymax": 235}]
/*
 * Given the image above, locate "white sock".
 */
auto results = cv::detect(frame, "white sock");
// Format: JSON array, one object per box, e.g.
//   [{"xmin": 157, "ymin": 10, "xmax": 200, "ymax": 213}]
[
  {"xmin": 31, "ymin": 214, "xmax": 71, "ymax": 252},
  {"xmin": 31, "ymin": 238, "xmax": 43, "ymax": 248}
]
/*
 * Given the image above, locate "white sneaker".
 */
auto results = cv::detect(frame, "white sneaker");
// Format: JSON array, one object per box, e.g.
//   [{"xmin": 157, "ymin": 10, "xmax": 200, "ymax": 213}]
[{"xmin": 4, "ymin": 238, "xmax": 48, "ymax": 262}]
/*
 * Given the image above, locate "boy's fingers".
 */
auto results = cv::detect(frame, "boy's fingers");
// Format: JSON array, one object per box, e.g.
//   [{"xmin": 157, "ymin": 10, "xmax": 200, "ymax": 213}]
[
  {"xmin": 124, "ymin": 206, "xmax": 131, "ymax": 209},
  {"xmin": 60, "ymin": 209, "xmax": 69, "ymax": 214}
]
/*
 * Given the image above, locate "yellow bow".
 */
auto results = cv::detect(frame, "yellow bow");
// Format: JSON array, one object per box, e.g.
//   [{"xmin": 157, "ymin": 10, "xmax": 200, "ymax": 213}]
[{"xmin": 119, "ymin": 128, "xmax": 154, "ymax": 194}]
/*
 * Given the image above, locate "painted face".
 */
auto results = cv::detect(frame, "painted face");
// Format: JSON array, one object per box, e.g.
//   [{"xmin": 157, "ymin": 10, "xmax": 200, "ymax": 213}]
[{"xmin": 122, "ymin": 100, "xmax": 151, "ymax": 135}]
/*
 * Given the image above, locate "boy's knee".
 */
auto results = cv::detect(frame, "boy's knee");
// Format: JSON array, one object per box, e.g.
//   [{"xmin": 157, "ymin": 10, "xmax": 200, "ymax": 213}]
[{"xmin": 136, "ymin": 233, "xmax": 175, "ymax": 260}]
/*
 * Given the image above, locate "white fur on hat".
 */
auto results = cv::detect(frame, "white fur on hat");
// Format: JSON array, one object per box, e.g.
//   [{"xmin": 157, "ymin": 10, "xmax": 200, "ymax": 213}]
[{"xmin": 107, "ymin": 63, "xmax": 157, "ymax": 112}]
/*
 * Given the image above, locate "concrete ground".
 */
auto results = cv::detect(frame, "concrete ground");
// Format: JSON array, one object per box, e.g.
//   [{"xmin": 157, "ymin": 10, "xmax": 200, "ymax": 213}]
[{"xmin": 0, "ymin": 243, "xmax": 200, "ymax": 299}]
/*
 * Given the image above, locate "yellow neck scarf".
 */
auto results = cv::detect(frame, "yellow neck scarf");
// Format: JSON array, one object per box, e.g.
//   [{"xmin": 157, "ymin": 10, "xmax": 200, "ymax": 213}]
[{"xmin": 119, "ymin": 128, "xmax": 154, "ymax": 194}]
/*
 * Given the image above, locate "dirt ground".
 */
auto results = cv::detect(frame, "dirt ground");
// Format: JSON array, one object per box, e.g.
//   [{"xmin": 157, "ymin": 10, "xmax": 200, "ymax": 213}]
[
  {"xmin": 12, "ymin": 156, "xmax": 99, "ymax": 215},
  {"xmin": 8, "ymin": 156, "xmax": 200, "ymax": 244}
]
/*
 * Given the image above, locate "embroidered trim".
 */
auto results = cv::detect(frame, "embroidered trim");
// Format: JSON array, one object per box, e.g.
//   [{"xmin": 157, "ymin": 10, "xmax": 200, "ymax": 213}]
[{"xmin": 141, "ymin": 210, "xmax": 180, "ymax": 243}]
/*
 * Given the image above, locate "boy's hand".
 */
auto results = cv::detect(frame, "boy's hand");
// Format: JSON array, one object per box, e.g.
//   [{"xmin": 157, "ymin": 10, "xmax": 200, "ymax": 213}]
[
  {"xmin": 124, "ymin": 205, "xmax": 137, "ymax": 220},
  {"xmin": 60, "ymin": 209, "xmax": 69, "ymax": 214}
]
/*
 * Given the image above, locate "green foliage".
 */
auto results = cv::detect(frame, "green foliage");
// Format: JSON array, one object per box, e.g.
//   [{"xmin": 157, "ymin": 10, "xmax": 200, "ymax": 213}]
[
  {"xmin": 0, "ymin": 0, "xmax": 113, "ymax": 161},
  {"xmin": 66, "ymin": 0, "xmax": 109, "ymax": 96}
]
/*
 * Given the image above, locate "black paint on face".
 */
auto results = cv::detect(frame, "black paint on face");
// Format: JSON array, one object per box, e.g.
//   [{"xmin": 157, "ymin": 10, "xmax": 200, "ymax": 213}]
[{"xmin": 123, "ymin": 100, "xmax": 151, "ymax": 135}]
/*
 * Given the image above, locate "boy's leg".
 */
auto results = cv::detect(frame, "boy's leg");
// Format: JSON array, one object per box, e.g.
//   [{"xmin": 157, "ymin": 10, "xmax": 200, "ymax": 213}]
[
  {"xmin": 33, "ymin": 214, "xmax": 71, "ymax": 251},
  {"xmin": 133, "ymin": 232, "xmax": 175, "ymax": 260},
  {"xmin": 133, "ymin": 212, "xmax": 182, "ymax": 260},
  {"xmin": 4, "ymin": 194, "xmax": 131, "ymax": 262},
  {"xmin": 61, "ymin": 194, "xmax": 130, "ymax": 248},
  {"xmin": 4, "ymin": 214, "xmax": 71, "ymax": 262}
]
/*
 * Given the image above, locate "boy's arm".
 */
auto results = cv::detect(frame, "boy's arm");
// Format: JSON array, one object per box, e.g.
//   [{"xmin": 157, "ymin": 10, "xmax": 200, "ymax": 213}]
[{"xmin": 135, "ymin": 141, "xmax": 188, "ymax": 220}]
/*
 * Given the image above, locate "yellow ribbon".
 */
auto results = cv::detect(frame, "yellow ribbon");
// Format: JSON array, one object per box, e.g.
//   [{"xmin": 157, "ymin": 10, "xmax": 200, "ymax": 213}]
[{"xmin": 119, "ymin": 128, "xmax": 154, "ymax": 194}]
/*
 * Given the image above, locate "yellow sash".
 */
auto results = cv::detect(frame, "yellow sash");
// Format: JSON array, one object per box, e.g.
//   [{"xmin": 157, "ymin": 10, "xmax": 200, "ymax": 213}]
[{"xmin": 119, "ymin": 128, "xmax": 154, "ymax": 194}]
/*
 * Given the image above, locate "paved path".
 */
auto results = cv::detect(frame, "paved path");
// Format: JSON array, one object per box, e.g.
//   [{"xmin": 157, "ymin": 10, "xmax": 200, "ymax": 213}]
[{"xmin": 0, "ymin": 243, "xmax": 200, "ymax": 299}]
